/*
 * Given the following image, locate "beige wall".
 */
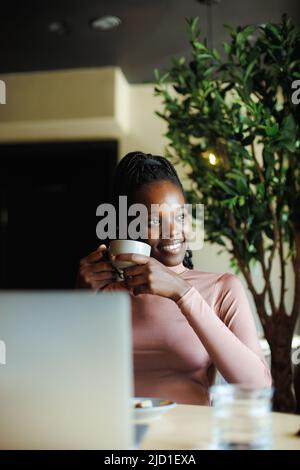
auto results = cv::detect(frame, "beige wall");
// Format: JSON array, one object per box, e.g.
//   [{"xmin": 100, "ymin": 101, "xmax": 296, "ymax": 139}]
[
  {"xmin": 120, "ymin": 84, "xmax": 167, "ymax": 157},
  {"xmin": 0, "ymin": 68, "xmax": 128, "ymax": 142},
  {"xmin": 0, "ymin": 67, "xmax": 297, "ymax": 335}
]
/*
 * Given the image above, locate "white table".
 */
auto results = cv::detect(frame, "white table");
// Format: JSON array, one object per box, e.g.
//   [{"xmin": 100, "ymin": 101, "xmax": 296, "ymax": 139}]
[{"xmin": 140, "ymin": 404, "xmax": 300, "ymax": 450}]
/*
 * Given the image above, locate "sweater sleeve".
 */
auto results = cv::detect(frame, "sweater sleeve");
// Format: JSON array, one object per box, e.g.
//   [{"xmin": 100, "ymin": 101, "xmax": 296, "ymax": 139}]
[{"xmin": 176, "ymin": 273, "xmax": 272, "ymax": 387}]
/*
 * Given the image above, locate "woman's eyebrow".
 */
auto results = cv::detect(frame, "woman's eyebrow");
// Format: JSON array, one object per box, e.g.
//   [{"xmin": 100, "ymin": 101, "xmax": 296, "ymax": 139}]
[{"xmin": 147, "ymin": 204, "xmax": 185, "ymax": 216}]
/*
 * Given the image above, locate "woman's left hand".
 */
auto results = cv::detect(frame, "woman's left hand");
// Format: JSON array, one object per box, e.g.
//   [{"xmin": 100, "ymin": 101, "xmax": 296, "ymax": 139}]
[{"xmin": 113, "ymin": 254, "xmax": 191, "ymax": 302}]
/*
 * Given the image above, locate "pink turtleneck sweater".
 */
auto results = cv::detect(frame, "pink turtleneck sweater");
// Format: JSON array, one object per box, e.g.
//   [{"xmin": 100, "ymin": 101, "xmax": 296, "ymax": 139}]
[{"xmin": 105, "ymin": 263, "xmax": 272, "ymax": 405}]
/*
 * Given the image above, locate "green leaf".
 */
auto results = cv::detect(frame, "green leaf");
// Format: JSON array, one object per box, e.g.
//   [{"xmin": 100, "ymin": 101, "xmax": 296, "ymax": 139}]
[
  {"xmin": 196, "ymin": 53, "xmax": 213, "ymax": 60},
  {"xmin": 188, "ymin": 17, "xmax": 200, "ymax": 36},
  {"xmin": 236, "ymin": 32, "xmax": 244, "ymax": 45},
  {"xmin": 223, "ymin": 42, "xmax": 231, "ymax": 55},
  {"xmin": 220, "ymin": 196, "xmax": 239, "ymax": 208},
  {"xmin": 265, "ymin": 23, "xmax": 282, "ymax": 42},
  {"xmin": 154, "ymin": 68, "xmax": 160, "ymax": 81},
  {"xmin": 192, "ymin": 42, "xmax": 208, "ymax": 52},
  {"xmin": 238, "ymin": 196, "xmax": 246, "ymax": 206},
  {"xmin": 227, "ymin": 171, "xmax": 248, "ymax": 194},
  {"xmin": 203, "ymin": 66, "xmax": 217, "ymax": 77},
  {"xmin": 242, "ymin": 25, "xmax": 256, "ymax": 38},
  {"xmin": 257, "ymin": 183, "xmax": 265, "ymax": 198},
  {"xmin": 244, "ymin": 61, "xmax": 256, "ymax": 83},
  {"xmin": 265, "ymin": 122, "xmax": 279, "ymax": 137},
  {"xmin": 212, "ymin": 48, "xmax": 221, "ymax": 61},
  {"xmin": 215, "ymin": 180, "xmax": 236, "ymax": 196}
]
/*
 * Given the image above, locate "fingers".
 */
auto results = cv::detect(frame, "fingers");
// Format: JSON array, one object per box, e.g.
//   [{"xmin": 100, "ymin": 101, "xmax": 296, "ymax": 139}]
[
  {"xmin": 79, "ymin": 262, "xmax": 115, "ymax": 288},
  {"xmin": 78, "ymin": 245, "xmax": 117, "ymax": 290},
  {"xmin": 97, "ymin": 244, "xmax": 108, "ymax": 252},
  {"xmin": 123, "ymin": 264, "xmax": 145, "ymax": 277},
  {"xmin": 81, "ymin": 261, "xmax": 115, "ymax": 274},
  {"xmin": 85, "ymin": 269, "xmax": 117, "ymax": 291},
  {"xmin": 84, "ymin": 271, "xmax": 116, "ymax": 283},
  {"xmin": 81, "ymin": 244, "xmax": 107, "ymax": 265},
  {"xmin": 132, "ymin": 285, "xmax": 149, "ymax": 296},
  {"xmin": 93, "ymin": 279, "xmax": 116, "ymax": 291},
  {"xmin": 115, "ymin": 253, "xmax": 149, "ymax": 265},
  {"xmin": 124, "ymin": 273, "xmax": 148, "ymax": 289}
]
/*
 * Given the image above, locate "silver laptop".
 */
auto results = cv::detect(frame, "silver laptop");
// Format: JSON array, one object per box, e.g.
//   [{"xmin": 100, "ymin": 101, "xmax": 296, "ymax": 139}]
[{"xmin": 0, "ymin": 291, "xmax": 134, "ymax": 450}]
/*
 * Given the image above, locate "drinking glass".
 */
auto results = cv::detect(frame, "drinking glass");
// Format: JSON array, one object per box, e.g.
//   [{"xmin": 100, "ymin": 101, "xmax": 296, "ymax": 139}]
[{"xmin": 210, "ymin": 384, "xmax": 274, "ymax": 450}]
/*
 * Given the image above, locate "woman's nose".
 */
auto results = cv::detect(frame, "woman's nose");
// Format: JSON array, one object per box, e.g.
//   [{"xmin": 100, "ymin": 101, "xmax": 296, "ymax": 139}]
[{"xmin": 161, "ymin": 215, "xmax": 182, "ymax": 239}]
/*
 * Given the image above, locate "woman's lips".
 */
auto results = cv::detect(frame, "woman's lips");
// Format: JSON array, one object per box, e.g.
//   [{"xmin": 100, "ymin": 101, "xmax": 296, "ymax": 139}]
[{"xmin": 158, "ymin": 240, "xmax": 184, "ymax": 255}]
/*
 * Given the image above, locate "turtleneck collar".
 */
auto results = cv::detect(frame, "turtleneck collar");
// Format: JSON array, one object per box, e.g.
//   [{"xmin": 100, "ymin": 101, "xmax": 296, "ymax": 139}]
[{"xmin": 167, "ymin": 262, "xmax": 188, "ymax": 274}]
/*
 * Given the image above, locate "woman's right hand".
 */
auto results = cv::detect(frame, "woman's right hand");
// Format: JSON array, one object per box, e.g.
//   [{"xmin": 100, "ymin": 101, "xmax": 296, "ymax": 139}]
[{"xmin": 76, "ymin": 244, "xmax": 117, "ymax": 291}]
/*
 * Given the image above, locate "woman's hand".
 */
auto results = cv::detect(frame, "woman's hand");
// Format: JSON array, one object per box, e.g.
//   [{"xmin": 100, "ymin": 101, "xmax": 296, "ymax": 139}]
[
  {"xmin": 114, "ymin": 253, "xmax": 191, "ymax": 302},
  {"xmin": 76, "ymin": 244, "xmax": 116, "ymax": 291}
]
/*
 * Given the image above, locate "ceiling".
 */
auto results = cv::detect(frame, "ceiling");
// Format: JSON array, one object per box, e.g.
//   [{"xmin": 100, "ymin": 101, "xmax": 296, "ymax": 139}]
[{"xmin": 0, "ymin": 0, "xmax": 299, "ymax": 83}]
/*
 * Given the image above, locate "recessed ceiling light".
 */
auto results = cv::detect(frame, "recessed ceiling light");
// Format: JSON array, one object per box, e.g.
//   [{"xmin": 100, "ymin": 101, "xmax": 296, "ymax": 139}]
[
  {"xmin": 196, "ymin": 0, "xmax": 220, "ymax": 4},
  {"xmin": 48, "ymin": 21, "xmax": 68, "ymax": 34},
  {"xmin": 90, "ymin": 15, "xmax": 121, "ymax": 31}
]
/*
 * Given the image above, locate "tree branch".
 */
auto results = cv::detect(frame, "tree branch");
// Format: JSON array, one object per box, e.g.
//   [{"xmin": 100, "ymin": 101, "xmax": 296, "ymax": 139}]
[
  {"xmin": 250, "ymin": 141, "xmax": 280, "ymax": 312},
  {"xmin": 227, "ymin": 209, "xmax": 270, "ymax": 328},
  {"xmin": 251, "ymin": 142, "xmax": 264, "ymax": 183},
  {"xmin": 278, "ymin": 223, "xmax": 286, "ymax": 313},
  {"xmin": 291, "ymin": 231, "xmax": 300, "ymax": 329}
]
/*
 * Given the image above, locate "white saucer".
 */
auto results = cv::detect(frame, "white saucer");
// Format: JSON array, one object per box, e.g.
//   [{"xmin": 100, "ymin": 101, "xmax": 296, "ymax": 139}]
[{"xmin": 132, "ymin": 397, "xmax": 177, "ymax": 423}]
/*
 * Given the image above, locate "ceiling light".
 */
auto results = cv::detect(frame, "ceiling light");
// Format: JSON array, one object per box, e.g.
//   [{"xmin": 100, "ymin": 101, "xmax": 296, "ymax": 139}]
[
  {"xmin": 90, "ymin": 15, "xmax": 121, "ymax": 31},
  {"xmin": 196, "ymin": 0, "xmax": 220, "ymax": 4},
  {"xmin": 48, "ymin": 21, "xmax": 68, "ymax": 35}
]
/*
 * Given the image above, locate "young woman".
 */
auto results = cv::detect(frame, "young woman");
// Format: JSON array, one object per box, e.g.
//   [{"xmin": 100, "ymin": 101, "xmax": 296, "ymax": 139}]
[{"xmin": 77, "ymin": 151, "xmax": 272, "ymax": 405}]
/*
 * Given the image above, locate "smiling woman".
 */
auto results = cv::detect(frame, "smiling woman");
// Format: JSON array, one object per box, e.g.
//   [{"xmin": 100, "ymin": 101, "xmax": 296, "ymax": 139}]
[
  {"xmin": 111, "ymin": 152, "xmax": 194, "ymax": 270},
  {"xmin": 77, "ymin": 151, "xmax": 272, "ymax": 405}
]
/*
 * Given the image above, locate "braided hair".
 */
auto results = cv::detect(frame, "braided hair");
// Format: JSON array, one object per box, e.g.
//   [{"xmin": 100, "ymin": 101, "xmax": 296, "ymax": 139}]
[{"xmin": 112, "ymin": 151, "xmax": 193, "ymax": 270}]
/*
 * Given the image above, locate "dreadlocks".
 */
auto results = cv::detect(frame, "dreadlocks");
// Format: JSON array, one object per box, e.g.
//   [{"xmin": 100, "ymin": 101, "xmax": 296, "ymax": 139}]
[{"xmin": 112, "ymin": 151, "xmax": 194, "ymax": 270}]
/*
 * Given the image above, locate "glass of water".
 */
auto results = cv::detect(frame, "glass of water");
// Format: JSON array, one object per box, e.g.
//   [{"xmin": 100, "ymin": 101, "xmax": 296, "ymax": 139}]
[{"xmin": 210, "ymin": 384, "xmax": 274, "ymax": 450}]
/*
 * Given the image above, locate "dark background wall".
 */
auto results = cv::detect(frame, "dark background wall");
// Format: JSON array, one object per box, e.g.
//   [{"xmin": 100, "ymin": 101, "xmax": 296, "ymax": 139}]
[{"xmin": 0, "ymin": 140, "xmax": 117, "ymax": 289}]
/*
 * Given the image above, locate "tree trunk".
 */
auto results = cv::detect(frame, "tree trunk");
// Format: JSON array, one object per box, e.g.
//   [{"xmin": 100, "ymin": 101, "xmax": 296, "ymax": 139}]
[{"xmin": 269, "ymin": 337, "xmax": 296, "ymax": 413}]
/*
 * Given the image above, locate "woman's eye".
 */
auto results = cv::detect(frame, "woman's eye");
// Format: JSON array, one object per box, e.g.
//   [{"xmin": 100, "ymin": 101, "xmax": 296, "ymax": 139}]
[
  {"xmin": 176, "ymin": 214, "xmax": 185, "ymax": 222},
  {"xmin": 149, "ymin": 218, "xmax": 160, "ymax": 226}
]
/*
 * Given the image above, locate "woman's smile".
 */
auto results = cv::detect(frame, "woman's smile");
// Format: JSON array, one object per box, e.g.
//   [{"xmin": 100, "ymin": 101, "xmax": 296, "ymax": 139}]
[{"xmin": 158, "ymin": 239, "xmax": 185, "ymax": 255}]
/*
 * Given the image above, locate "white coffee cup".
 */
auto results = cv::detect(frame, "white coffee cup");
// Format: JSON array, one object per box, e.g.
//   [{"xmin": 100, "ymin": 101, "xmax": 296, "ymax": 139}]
[{"xmin": 109, "ymin": 240, "xmax": 151, "ymax": 272}]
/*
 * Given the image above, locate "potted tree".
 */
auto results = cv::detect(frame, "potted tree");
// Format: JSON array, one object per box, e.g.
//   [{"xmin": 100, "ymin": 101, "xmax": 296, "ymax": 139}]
[{"xmin": 154, "ymin": 14, "xmax": 300, "ymax": 412}]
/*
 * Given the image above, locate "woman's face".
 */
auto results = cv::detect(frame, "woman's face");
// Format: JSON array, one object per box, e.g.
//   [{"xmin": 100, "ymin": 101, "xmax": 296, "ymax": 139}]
[{"xmin": 133, "ymin": 180, "xmax": 189, "ymax": 266}]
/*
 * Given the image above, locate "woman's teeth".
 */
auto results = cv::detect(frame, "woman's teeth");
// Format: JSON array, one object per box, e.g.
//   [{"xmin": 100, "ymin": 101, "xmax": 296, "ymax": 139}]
[{"xmin": 159, "ymin": 242, "xmax": 182, "ymax": 254}]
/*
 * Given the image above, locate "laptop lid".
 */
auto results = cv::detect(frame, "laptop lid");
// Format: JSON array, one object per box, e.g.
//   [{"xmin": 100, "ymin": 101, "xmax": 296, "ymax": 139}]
[{"xmin": 0, "ymin": 291, "xmax": 133, "ymax": 449}]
